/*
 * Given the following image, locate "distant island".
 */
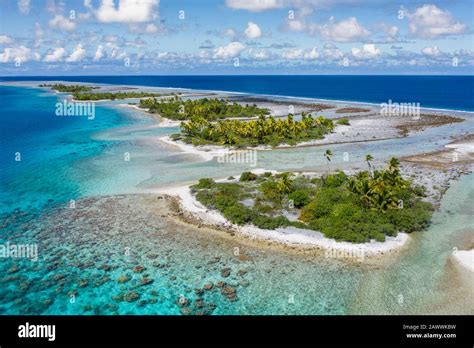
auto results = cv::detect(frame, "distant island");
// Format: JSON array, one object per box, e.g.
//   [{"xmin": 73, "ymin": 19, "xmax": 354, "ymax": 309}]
[
  {"xmin": 39, "ymin": 83, "xmax": 163, "ymax": 100},
  {"xmin": 39, "ymin": 83, "xmax": 100, "ymax": 93}
]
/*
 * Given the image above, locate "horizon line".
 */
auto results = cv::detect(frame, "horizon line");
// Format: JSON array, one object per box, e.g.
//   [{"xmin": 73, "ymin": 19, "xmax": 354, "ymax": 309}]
[{"xmin": 1, "ymin": 74, "xmax": 474, "ymax": 78}]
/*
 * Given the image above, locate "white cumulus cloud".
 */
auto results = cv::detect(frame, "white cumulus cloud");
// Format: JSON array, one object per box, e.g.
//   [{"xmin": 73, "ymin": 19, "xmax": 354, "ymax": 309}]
[
  {"xmin": 85, "ymin": 0, "xmax": 159, "ymax": 23},
  {"xmin": 248, "ymin": 48, "xmax": 270, "ymax": 60},
  {"xmin": 66, "ymin": 44, "xmax": 86, "ymax": 62},
  {"xmin": 323, "ymin": 44, "xmax": 344, "ymax": 59},
  {"xmin": 351, "ymin": 44, "xmax": 380, "ymax": 59},
  {"xmin": 421, "ymin": 46, "xmax": 441, "ymax": 56},
  {"xmin": 0, "ymin": 46, "xmax": 40, "ymax": 63},
  {"xmin": 303, "ymin": 47, "xmax": 319, "ymax": 59},
  {"xmin": 281, "ymin": 48, "xmax": 303, "ymax": 59},
  {"xmin": 226, "ymin": 0, "xmax": 281, "ymax": 12},
  {"xmin": 213, "ymin": 42, "xmax": 245, "ymax": 59},
  {"xmin": 0, "ymin": 35, "xmax": 14, "ymax": 45},
  {"xmin": 244, "ymin": 22, "xmax": 262, "ymax": 39},
  {"xmin": 316, "ymin": 17, "xmax": 370, "ymax": 42},
  {"xmin": 43, "ymin": 47, "xmax": 66, "ymax": 62},
  {"xmin": 49, "ymin": 14, "xmax": 76, "ymax": 31},
  {"xmin": 281, "ymin": 47, "xmax": 319, "ymax": 60},
  {"xmin": 287, "ymin": 19, "xmax": 306, "ymax": 32},
  {"xmin": 407, "ymin": 4, "xmax": 467, "ymax": 39},
  {"xmin": 94, "ymin": 45, "xmax": 105, "ymax": 61}
]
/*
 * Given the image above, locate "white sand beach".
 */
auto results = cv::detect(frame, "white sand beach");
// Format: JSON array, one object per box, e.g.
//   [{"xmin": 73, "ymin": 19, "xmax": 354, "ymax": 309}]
[
  {"xmin": 154, "ymin": 183, "xmax": 410, "ymax": 258},
  {"xmin": 453, "ymin": 250, "xmax": 474, "ymax": 272}
]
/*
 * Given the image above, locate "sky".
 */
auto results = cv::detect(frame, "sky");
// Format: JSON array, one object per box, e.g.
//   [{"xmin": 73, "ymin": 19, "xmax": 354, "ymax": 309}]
[{"xmin": 0, "ymin": 0, "xmax": 473, "ymax": 75}]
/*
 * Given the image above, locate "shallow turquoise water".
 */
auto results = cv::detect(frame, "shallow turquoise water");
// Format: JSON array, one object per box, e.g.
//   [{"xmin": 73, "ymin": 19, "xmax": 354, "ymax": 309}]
[
  {"xmin": 352, "ymin": 173, "xmax": 474, "ymax": 314},
  {"xmin": 0, "ymin": 85, "xmax": 472, "ymax": 315},
  {"xmin": 0, "ymin": 86, "xmax": 146, "ymax": 215}
]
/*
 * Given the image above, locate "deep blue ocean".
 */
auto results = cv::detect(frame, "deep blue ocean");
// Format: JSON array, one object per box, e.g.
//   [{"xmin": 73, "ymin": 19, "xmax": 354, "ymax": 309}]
[{"xmin": 1, "ymin": 75, "xmax": 473, "ymax": 111}]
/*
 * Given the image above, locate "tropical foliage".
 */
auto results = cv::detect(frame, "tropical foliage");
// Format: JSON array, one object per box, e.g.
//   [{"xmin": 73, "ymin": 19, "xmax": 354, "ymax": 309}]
[
  {"xmin": 192, "ymin": 157, "xmax": 434, "ymax": 243},
  {"xmin": 39, "ymin": 83, "xmax": 162, "ymax": 100},
  {"xmin": 139, "ymin": 95, "xmax": 269, "ymax": 121},
  {"xmin": 176, "ymin": 113, "xmax": 335, "ymax": 147},
  {"xmin": 335, "ymin": 107, "xmax": 370, "ymax": 114},
  {"xmin": 39, "ymin": 83, "xmax": 99, "ymax": 93},
  {"xmin": 336, "ymin": 118, "xmax": 350, "ymax": 125},
  {"xmin": 72, "ymin": 91, "xmax": 163, "ymax": 101}
]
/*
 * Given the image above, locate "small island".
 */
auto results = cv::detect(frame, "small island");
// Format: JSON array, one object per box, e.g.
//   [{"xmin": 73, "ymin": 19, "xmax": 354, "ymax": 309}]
[
  {"xmin": 188, "ymin": 156, "xmax": 433, "ymax": 243},
  {"xmin": 72, "ymin": 91, "xmax": 163, "ymax": 101},
  {"xmin": 39, "ymin": 83, "xmax": 163, "ymax": 100},
  {"xmin": 139, "ymin": 96, "xmax": 270, "ymax": 121},
  {"xmin": 173, "ymin": 113, "xmax": 335, "ymax": 147},
  {"xmin": 39, "ymin": 83, "xmax": 100, "ymax": 93},
  {"xmin": 335, "ymin": 107, "xmax": 371, "ymax": 114}
]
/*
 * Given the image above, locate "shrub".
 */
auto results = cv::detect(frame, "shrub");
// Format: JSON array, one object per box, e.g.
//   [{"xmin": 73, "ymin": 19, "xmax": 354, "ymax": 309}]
[
  {"xmin": 300, "ymin": 187, "xmax": 356, "ymax": 221},
  {"xmin": 223, "ymin": 204, "xmax": 254, "ymax": 225},
  {"xmin": 288, "ymin": 190, "xmax": 311, "ymax": 208},
  {"xmin": 251, "ymin": 215, "xmax": 289, "ymax": 229},
  {"xmin": 193, "ymin": 160, "xmax": 435, "ymax": 244},
  {"xmin": 336, "ymin": 118, "xmax": 350, "ymax": 125},
  {"xmin": 322, "ymin": 171, "xmax": 348, "ymax": 188},
  {"xmin": 193, "ymin": 178, "xmax": 215, "ymax": 189},
  {"xmin": 412, "ymin": 184, "xmax": 427, "ymax": 197},
  {"xmin": 213, "ymin": 194, "xmax": 239, "ymax": 211},
  {"xmin": 254, "ymin": 200, "xmax": 275, "ymax": 214},
  {"xmin": 259, "ymin": 180, "xmax": 282, "ymax": 205},
  {"xmin": 240, "ymin": 171, "xmax": 258, "ymax": 182},
  {"xmin": 195, "ymin": 190, "xmax": 213, "ymax": 206},
  {"xmin": 386, "ymin": 201, "xmax": 433, "ymax": 233}
]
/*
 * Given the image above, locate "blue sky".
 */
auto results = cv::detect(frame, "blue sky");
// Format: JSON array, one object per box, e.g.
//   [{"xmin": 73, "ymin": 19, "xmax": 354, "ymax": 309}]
[{"xmin": 0, "ymin": 0, "xmax": 473, "ymax": 75}]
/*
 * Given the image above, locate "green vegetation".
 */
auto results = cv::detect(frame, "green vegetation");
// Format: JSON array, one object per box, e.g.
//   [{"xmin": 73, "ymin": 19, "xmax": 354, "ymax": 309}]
[
  {"xmin": 324, "ymin": 149, "xmax": 333, "ymax": 172},
  {"xmin": 139, "ymin": 95, "xmax": 270, "ymax": 121},
  {"xmin": 39, "ymin": 83, "xmax": 100, "ymax": 93},
  {"xmin": 335, "ymin": 107, "xmax": 371, "ymax": 114},
  {"xmin": 240, "ymin": 171, "xmax": 258, "ymax": 182},
  {"xmin": 72, "ymin": 91, "xmax": 162, "ymax": 101},
  {"xmin": 176, "ymin": 113, "xmax": 335, "ymax": 147},
  {"xmin": 191, "ymin": 156, "xmax": 434, "ymax": 243},
  {"xmin": 336, "ymin": 118, "xmax": 350, "ymax": 125},
  {"xmin": 39, "ymin": 84, "xmax": 163, "ymax": 100}
]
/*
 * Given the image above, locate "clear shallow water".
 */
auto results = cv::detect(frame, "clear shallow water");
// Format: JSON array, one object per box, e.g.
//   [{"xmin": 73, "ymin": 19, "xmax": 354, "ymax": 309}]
[
  {"xmin": 0, "ymin": 83, "xmax": 473, "ymax": 315},
  {"xmin": 352, "ymin": 173, "xmax": 474, "ymax": 314},
  {"xmin": 0, "ymin": 195, "xmax": 362, "ymax": 315}
]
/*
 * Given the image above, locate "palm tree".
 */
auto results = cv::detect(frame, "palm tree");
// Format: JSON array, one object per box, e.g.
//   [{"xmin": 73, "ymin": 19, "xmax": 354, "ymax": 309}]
[
  {"xmin": 324, "ymin": 149, "xmax": 333, "ymax": 173},
  {"xmin": 277, "ymin": 173, "xmax": 293, "ymax": 194},
  {"xmin": 365, "ymin": 154, "xmax": 374, "ymax": 176},
  {"xmin": 388, "ymin": 157, "xmax": 400, "ymax": 173}
]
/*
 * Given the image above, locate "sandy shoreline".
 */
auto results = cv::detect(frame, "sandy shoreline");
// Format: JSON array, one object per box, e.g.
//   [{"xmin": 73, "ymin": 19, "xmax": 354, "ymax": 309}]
[
  {"xmin": 153, "ymin": 177, "xmax": 411, "ymax": 258},
  {"xmin": 158, "ymin": 135, "xmax": 233, "ymax": 161},
  {"xmin": 157, "ymin": 119, "xmax": 469, "ymax": 164},
  {"xmin": 402, "ymin": 134, "xmax": 474, "ymax": 170},
  {"xmin": 452, "ymin": 250, "xmax": 474, "ymax": 272},
  {"xmin": 148, "ymin": 161, "xmax": 472, "ymax": 259},
  {"xmin": 155, "ymin": 184, "xmax": 410, "ymax": 258}
]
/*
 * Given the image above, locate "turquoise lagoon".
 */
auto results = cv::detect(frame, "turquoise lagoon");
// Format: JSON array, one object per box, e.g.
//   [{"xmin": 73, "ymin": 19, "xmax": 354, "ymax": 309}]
[{"xmin": 0, "ymin": 84, "xmax": 472, "ymax": 315}]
